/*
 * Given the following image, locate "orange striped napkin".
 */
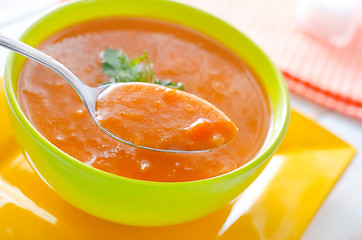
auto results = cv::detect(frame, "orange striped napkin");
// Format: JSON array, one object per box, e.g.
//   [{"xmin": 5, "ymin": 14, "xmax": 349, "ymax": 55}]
[{"xmin": 177, "ymin": 0, "xmax": 362, "ymax": 119}]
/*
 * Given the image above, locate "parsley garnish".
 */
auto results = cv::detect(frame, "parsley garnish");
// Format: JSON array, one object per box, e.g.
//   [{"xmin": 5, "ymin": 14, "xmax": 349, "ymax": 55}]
[{"xmin": 101, "ymin": 48, "xmax": 185, "ymax": 90}]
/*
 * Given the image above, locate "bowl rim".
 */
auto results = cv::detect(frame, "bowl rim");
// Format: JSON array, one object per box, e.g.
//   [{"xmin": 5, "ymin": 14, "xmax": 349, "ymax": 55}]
[{"xmin": 4, "ymin": 0, "xmax": 290, "ymax": 186}]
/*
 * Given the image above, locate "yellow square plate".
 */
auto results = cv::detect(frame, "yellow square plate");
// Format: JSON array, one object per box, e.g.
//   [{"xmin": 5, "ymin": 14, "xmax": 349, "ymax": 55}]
[{"xmin": 0, "ymin": 77, "xmax": 355, "ymax": 239}]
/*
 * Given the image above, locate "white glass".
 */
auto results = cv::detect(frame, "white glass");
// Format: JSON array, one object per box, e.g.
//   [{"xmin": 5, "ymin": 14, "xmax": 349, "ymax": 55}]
[{"xmin": 295, "ymin": 0, "xmax": 361, "ymax": 47}]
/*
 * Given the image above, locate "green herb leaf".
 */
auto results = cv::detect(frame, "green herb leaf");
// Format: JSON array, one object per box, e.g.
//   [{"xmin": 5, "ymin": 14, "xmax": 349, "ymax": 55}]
[{"xmin": 101, "ymin": 48, "xmax": 185, "ymax": 90}]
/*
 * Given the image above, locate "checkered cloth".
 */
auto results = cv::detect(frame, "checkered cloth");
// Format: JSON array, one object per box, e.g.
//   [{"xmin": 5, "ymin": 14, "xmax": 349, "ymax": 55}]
[{"xmin": 178, "ymin": 0, "xmax": 362, "ymax": 119}]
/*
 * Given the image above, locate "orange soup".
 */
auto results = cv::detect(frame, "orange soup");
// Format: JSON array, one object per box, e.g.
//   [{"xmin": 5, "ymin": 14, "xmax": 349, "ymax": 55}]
[
  {"xmin": 96, "ymin": 82, "xmax": 238, "ymax": 151},
  {"xmin": 18, "ymin": 18, "xmax": 270, "ymax": 182}
]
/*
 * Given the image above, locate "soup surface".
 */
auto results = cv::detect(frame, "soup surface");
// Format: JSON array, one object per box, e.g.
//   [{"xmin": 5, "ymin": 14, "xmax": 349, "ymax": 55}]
[{"xmin": 18, "ymin": 18, "xmax": 270, "ymax": 182}]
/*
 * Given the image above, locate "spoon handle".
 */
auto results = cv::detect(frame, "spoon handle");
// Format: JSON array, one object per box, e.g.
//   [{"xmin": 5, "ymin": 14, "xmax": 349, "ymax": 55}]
[{"xmin": 0, "ymin": 33, "xmax": 91, "ymax": 97}]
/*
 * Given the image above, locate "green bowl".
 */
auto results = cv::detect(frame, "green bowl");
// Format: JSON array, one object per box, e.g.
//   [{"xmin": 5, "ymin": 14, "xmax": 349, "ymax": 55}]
[{"xmin": 4, "ymin": 0, "xmax": 289, "ymax": 226}]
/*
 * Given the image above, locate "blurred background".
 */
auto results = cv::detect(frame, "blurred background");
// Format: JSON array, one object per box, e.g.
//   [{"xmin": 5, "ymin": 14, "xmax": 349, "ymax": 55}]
[{"xmin": 0, "ymin": 0, "xmax": 361, "ymax": 239}]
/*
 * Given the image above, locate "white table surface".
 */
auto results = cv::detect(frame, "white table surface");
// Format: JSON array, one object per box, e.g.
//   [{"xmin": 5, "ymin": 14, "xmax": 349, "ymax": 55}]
[{"xmin": 0, "ymin": 1, "xmax": 361, "ymax": 239}]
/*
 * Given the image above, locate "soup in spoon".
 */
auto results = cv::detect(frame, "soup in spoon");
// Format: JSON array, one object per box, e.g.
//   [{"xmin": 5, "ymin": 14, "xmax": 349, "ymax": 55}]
[{"xmin": 96, "ymin": 82, "xmax": 238, "ymax": 152}]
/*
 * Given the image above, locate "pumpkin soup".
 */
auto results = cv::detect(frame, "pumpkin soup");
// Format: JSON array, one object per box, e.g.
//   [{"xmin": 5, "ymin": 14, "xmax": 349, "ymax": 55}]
[
  {"xmin": 96, "ymin": 82, "xmax": 238, "ymax": 151},
  {"xmin": 18, "ymin": 18, "xmax": 270, "ymax": 182}
]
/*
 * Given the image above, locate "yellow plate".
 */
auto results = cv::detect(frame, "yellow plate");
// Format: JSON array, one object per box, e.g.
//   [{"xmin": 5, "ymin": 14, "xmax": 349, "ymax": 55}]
[{"xmin": 0, "ymin": 77, "xmax": 355, "ymax": 239}]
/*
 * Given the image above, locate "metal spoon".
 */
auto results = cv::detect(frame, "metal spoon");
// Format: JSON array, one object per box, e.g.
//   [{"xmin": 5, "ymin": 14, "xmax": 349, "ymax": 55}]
[{"xmin": 1, "ymin": 33, "xmax": 231, "ymax": 153}]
